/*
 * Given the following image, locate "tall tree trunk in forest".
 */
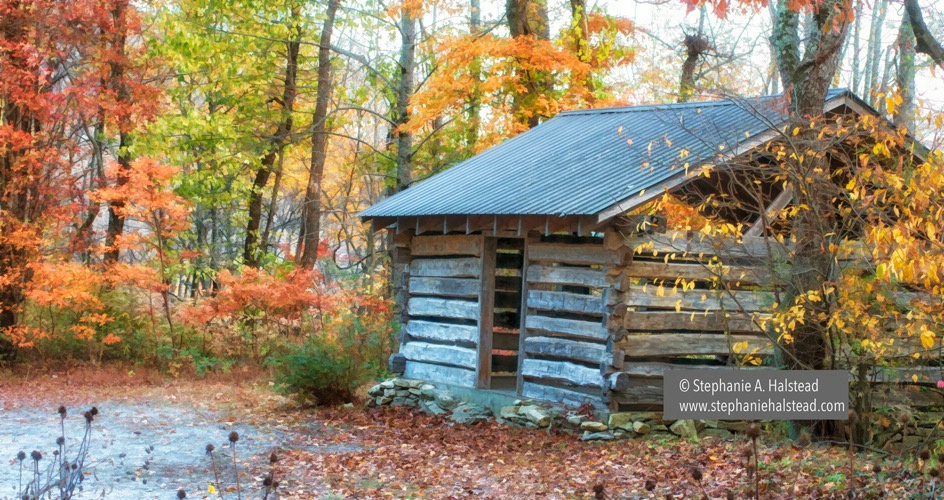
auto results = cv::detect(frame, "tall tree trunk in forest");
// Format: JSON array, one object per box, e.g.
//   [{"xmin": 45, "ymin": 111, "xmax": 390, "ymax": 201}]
[
  {"xmin": 297, "ymin": 0, "xmax": 339, "ymax": 268},
  {"xmin": 506, "ymin": 0, "xmax": 551, "ymax": 129},
  {"xmin": 771, "ymin": 0, "xmax": 851, "ymax": 437},
  {"xmin": 863, "ymin": 0, "xmax": 887, "ymax": 104},
  {"xmin": 0, "ymin": 2, "xmax": 40, "ymax": 359},
  {"xmin": 393, "ymin": 5, "xmax": 416, "ymax": 193},
  {"xmin": 896, "ymin": 16, "xmax": 916, "ymax": 132},
  {"xmin": 103, "ymin": 0, "xmax": 133, "ymax": 264},
  {"xmin": 466, "ymin": 0, "xmax": 481, "ymax": 150},
  {"xmin": 244, "ymin": 6, "xmax": 301, "ymax": 267}
]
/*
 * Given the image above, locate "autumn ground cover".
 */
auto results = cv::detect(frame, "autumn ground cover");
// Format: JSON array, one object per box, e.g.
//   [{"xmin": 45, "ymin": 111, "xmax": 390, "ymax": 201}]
[{"xmin": 0, "ymin": 366, "xmax": 936, "ymax": 499}]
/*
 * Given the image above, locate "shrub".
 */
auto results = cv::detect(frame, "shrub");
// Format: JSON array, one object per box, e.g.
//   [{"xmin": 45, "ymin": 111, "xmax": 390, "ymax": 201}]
[{"xmin": 271, "ymin": 313, "xmax": 394, "ymax": 406}]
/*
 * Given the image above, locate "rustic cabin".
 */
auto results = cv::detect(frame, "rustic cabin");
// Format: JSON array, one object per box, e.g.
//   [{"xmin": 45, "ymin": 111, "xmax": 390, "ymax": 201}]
[{"xmin": 359, "ymin": 89, "xmax": 913, "ymax": 412}]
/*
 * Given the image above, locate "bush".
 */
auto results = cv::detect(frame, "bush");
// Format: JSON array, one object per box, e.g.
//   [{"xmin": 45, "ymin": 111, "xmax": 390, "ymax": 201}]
[{"xmin": 271, "ymin": 334, "xmax": 374, "ymax": 406}]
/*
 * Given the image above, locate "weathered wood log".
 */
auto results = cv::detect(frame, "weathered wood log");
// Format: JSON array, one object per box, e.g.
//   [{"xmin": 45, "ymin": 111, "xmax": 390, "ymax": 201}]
[
  {"xmin": 624, "ymin": 232, "xmax": 788, "ymax": 260},
  {"xmin": 526, "ymin": 265, "xmax": 607, "ymax": 288},
  {"xmin": 400, "ymin": 341, "xmax": 478, "ymax": 369},
  {"xmin": 477, "ymin": 237, "xmax": 497, "ymax": 388},
  {"xmin": 528, "ymin": 242, "xmax": 619, "ymax": 266},
  {"xmin": 618, "ymin": 333, "xmax": 774, "ymax": 357},
  {"xmin": 608, "ymin": 371, "xmax": 631, "ymax": 391},
  {"xmin": 625, "ymin": 260, "xmax": 774, "ymax": 286},
  {"xmin": 388, "ymin": 353, "xmax": 406, "ymax": 374},
  {"xmin": 621, "ymin": 362, "xmax": 761, "ymax": 378},
  {"xmin": 623, "ymin": 310, "xmax": 768, "ymax": 333},
  {"xmin": 624, "ymin": 285, "xmax": 776, "ymax": 312},
  {"xmin": 524, "ymin": 336, "xmax": 606, "ymax": 364},
  {"xmin": 521, "ymin": 358, "xmax": 604, "ymax": 388},
  {"xmin": 403, "ymin": 360, "xmax": 476, "ymax": 388},
  {"xmin": 411, "ymin": 257, "xmax": 481, "ymax": 278},
  {"xmin": 411, "ymin": 234, "xmax": 482, "ymax": 257},
  {"xmin": 526, "ymin": 315, "xmax": 608, "ymax": 341},
  {"xmin": 409, "ymin": 277, "xmax": 480, "ymax": 298},
  {"xmin": 405, "ymin": 320, "xmax": 478, "ymax": 344},
  {"xmin": 408, "ymin": 297, "xmax": 479, "ymax": 321},
  {"xmin": 610, "ymin": 382, "xmax": 664, "ymax": 404},
  {"xmin": 528, "ymin": 290, "xmax": 604, "ymax": 315},
  {"xmin": 521, "ymin": 381, "xmax": 604, "ymax": 408}
]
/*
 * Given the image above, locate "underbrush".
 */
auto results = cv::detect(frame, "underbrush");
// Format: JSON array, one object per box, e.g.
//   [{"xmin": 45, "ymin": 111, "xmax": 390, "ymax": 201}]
[{"xmin": 3, "ymin": 265, "xmax": 397, "ymax": 403}]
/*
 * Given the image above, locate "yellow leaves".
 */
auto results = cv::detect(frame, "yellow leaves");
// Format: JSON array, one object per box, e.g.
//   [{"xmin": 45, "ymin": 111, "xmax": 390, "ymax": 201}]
[
  {"xmin": 208, "ymin": 484, "xmax": 217, "ymax": 495},
  {"xmin": 792, "ymin": 127, "xmax": 800, "ymax": 136},
  {"xmin": 920, "ymin": 327, "xmax": 936, "ymax": 350},
  {"xmin": 732, "ymin": 341, "xmax": 748, "ymax": 354}
]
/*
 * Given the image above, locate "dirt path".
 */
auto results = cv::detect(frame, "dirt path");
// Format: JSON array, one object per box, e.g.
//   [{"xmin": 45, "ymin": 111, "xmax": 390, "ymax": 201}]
[{"xmin": 0, "ymin": 368, "xmax": 361, "ymax": 499}]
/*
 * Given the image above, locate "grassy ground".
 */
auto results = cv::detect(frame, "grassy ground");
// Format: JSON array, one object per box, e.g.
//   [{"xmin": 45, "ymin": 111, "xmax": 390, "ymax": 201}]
[{"xmin": 0, "ymin": 366, "xmax": 936, "ymax": 498}]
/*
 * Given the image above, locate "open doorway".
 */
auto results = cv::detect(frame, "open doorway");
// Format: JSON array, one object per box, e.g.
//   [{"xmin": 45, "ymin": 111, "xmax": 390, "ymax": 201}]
[{"xmin": 479, "ymin": 237, "xmax": 525, "ymax": 391}]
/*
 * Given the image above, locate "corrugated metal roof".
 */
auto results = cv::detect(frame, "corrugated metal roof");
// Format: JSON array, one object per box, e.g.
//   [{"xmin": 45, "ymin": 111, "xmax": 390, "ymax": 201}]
[{"xmin": 360, "ymin": 89, "xmax": 856, "ymax": 219}]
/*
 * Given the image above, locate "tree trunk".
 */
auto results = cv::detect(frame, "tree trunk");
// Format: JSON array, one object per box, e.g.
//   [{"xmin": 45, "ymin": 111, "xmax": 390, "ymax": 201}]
[
  {"xmin": 466, "ymin": 0, "xmax": 481, "ymax": 150},
  {"xmin": 104, "ymin": 0, "xmax": 132, "ymax": 264},
  {"xmin": 896, "ymin": 15, "xmax": 917, "ymax": 132},
  {"xmin": 244, "ymin": 5, "xmax": 301, "ymax": 267},
  {"xmin": 771, "ymin": 0, "xmax": 851, "ymax": 439},
  {"xmin": 904, "ymin": 0, "xmax": 944, "ymax": 67},
  {"xmin": 394, "ymin": 5, "xmax": 416, "ymax": 193},
  {"xmin": 678, "ymin": 33, "xmax": 710, "ymax": 103},
  {"xmin": 297, "ymin": 0, "xmax": 339, "ymax": 268}
]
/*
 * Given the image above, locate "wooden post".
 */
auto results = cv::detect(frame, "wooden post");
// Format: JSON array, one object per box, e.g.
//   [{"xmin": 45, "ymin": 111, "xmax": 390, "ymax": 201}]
[
  {"xmin": 476, "ymin": 236, "xmax": 497, "ymax": 389},
  {"xmin": 516, "ymin": 233, "xmax": 539, "ymax": 395}
]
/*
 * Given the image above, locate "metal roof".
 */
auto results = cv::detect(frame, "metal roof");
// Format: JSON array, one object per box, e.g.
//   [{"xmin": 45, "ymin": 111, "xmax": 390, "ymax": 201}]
[{"xmin": 360, "ymin": 89, "xmax": 859, "ymax": 220}]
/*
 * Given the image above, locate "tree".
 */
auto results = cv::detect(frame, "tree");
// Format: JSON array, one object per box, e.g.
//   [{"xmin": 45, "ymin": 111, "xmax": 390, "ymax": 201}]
[{"xmin": 298, "ymin": 0, "xmax": 341, "ymax": 268}]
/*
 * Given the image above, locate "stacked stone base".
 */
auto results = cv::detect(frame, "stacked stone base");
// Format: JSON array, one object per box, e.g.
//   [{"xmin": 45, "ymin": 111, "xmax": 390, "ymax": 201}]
[{"xmin": 367, "ymin": 378, "xmax": 750, "ymax": 441}]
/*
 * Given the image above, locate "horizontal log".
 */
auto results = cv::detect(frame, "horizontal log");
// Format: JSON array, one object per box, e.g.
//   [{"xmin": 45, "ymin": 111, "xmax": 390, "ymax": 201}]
[
  {"xmin": 526, "ymin": 265, "xmax": 607, "ymax": 288},
  {"xmin": 624, "ymin": 232, "xmax": 788, "ymax": 260},
  {"xmin": 411, "ymin": 235, "xmax": 482, "ymax": 257},
  {"xmin": 625, "ymin": 285, "xmax": 775, "ymax": 312},
  {"xmin": 621, "ymin": 362, "xmax": 762, "ymax": 378},
  {"xmin": 403, "ymin": 361, "xmax": 476, "ymax": 388},
  {"xmin": 521, "ymin": 358, "xmax": 604, "ymax": 388},
  {"xmin": 528, "ymin": 290, "xmax": 604, "ymax": 315},
  {"xmin": 526, "ymin": 315, "xmax": 608, "ymax": 341},
  {"xmin": 409, "ymin": 277, "xmax": 479, "ymax": 298},
  {"xmin": 608, "ymin": 371, "xmax": 631, "ymax": 391},
  {"xmin": 619, "ymin": 333, "xmax": 773, "ymax": 357},
  {"xmin": 411, "ymin": 257, "xmax": 481, "ymax": 278},
  {"xmin": 521, "ymin": 381, "xmax": 605, "ymax": 408},
  {"xmin": 623, "ymin": 311, "xmax": 768, "ymax": 333},
  {"xmin": 400, "ymin": 342, "xmax": 477, "ymax": 369},
  {"xmin": 524, "ymin": 336, "xmax": 606, "ymax": 364},
  {"xmin": 408, "ymin": 297, "xmax": 479, "ymax": 321},
  {"xmin": 610, "ymin": 382, "xmax": 664, "ymax": 405},
  {"xmin": 405, "ymin": 320, "xmax": 478, "ymax": 344},
  {"xmin": 626, "ymin": 260, "xmax": 774, "ymax": 286},
  {"xmin": 528, "ymin": 242, "xmax": 620, "ymax": 266}
]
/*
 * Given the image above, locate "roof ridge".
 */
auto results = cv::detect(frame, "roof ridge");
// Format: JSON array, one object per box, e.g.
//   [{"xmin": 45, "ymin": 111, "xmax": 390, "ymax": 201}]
[{"xmin": 558, "ymin": 88, "xmax": 851, "ymax": 117}]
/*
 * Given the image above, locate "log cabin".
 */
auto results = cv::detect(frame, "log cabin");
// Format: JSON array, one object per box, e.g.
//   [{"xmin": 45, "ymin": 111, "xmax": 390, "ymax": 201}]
[{"xmin": 358, "ymin": 89, "xmax": 926, "ymax": 412}]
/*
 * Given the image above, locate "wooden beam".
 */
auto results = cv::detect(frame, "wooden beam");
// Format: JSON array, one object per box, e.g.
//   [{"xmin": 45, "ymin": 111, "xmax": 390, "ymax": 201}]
[
  {"xmin": 408, "ymin": 297, "xmax": 479, "ymax": 321},
  {"xmin": 412, "ymin": 234, "xmax": 483, "ymax": 257},
  {"xmin": 409, "ymin": 277, "xmax": 480, "ymax": 298},
  {"xmin": 404, "ymin": 361, "xmax": 476, "ymax": 388},
  {"xmin": 405, "ymin": 320, "xmax": 478, "ymax": 344},
  {"xmin": 411, "ymin": 257, "xmax": 481, "ymax": 278},
  {"xmin": 528, "ymin": 290, "xmax": 604, "ymax": 316},
  {"xmin": 744, "ymin": 187, "xmax": 793, "ymax": 238},
  {"xmin": 401, "ymin": 342, "xmax": 477, "ymax": 369},
  {"xmin": 516, "ymin": 234, "xmax": 537, "ymax": 395},
  {"xmin": 525, "ymin": 315, "xmax": 609, "ymax": 341},
  {"xmin": 521, "ymin": 358, "xmax": 604, "ymax": 388},
  {"xmin": 618, "ymin": 333, "xmax": 773, "ymax": 357},
  {"xmin": 476, "ymin": 236, "xmax": 497, "ymax": 389}
]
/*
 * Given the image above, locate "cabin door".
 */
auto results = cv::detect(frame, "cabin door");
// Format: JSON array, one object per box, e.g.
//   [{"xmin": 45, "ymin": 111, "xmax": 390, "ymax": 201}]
[{"xmin": 477, "ymin": 236, "xmax": 525, "ymax": 390}]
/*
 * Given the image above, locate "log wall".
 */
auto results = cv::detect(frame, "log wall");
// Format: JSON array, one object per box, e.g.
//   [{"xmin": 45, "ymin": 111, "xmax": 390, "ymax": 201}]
[
  {"xmin": 518, "ymin": 235, "xmax": 625, "ymax": 409},
  {"xmin": 604, "ymin": 226, "xmax": 780, "ymax": 410},
  {"xmin": 400, "ymin": 234, "xmax": 483, "ymax": 388}
]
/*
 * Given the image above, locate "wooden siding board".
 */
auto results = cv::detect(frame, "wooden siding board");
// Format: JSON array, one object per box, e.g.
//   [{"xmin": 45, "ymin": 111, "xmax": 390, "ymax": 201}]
[
  {"xmin": 412, "ymin": 258, "xmax": 481, "ymax": 278},
  {"xmin": 408, "ymin": 297, "xmax": 479, "ymax": 321},
  {"xmin": 405, "ymin": 320, "xmax": 479, "ymax": 344},
  {"xmin": 400, "ymin": 342, "xmax": 477, "ymax": 369},
  {"xmin": 526, "ymin": 315, "xmax": 609, "ymax": 341},
  {"xmin": 412, "ymin": 235, "xmax": 483, "ymax": 257},
  {"xmin": 404, "ymin": 360, "xmax": 476, "ymax": 388}
]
